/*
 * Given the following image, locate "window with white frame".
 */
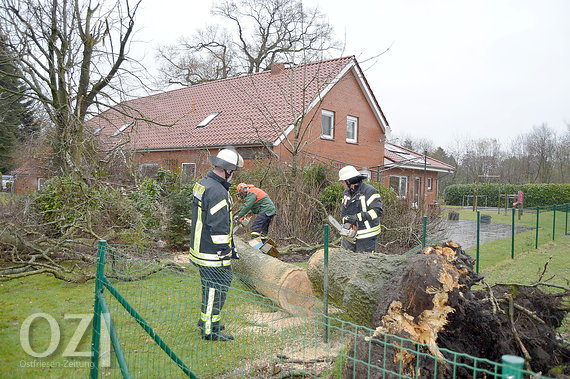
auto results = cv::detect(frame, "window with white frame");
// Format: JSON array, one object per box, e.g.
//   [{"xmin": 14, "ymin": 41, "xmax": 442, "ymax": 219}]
[
  {"xmin": 346, "ymin": 116, "xmax": 358, "ymax": 143},
  {"xmin": 321, "ymin": 110, "xmax": 334, "ymax": 139},
  {"xmin": 182, "ymin": 163, "xmax": 196, "ymax": 183},
  {"xmin": 427, "ymin": 177, "xmax": 433, "ymax": 190},
  {"xmin": 389, "ymin": 175, "xmax": 408, "ymax": 198}
]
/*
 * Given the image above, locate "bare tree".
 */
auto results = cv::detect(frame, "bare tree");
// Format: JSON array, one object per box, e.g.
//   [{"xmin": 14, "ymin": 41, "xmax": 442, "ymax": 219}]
[
  {"xmin": 524, "ymin": 124, "xmax": 556, "ymax": 183},
  {"xmin": 157, "ymin": 0, "xmax": 341, "ymax": 86},
  {"xmin": 553, "ymin": 123, "xmax": 570, "ymax": 183},
  {"xmin": 0, "ymin": 0, "xmax": 141, "ymax": 174}
]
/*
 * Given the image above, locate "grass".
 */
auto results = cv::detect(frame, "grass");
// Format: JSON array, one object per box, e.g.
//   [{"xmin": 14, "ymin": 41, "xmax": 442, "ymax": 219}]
[
  {"xmin": 0, "ymin": 274, "xmax": 95, "ymax": 378},
  {"xmin": 443, "ymin": 206, "xmax": 568, "ymax": 269},
  {"xmin": 1, "ymin": 222, "xmax": 568, "ymax": 378},
  {"xmin": 0, "ymin": 253, "xmax": 327, "ymax": 379},
  {"xmin": 0, "ymin": 192, "xmax": 12, "ymax": 206}
]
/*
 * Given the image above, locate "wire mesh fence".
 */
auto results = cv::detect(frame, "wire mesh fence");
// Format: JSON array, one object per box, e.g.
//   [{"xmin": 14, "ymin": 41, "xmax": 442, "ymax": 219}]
[
  {"xmin": 426, "ymin": 203, "xmax": 569, "ymax": 273},
  {"xmin": 90, "ymin": 242, "xmax": 547, "ymax": 378}
]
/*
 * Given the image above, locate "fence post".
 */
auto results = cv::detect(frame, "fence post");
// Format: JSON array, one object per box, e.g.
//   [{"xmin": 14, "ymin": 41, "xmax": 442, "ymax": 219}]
[
  {"xmin": 422, "ymin": 215, "xmax": 427, "ymax": 248},
  {"xmin": 566, "ymin": 203, "xmax": 569, "ymax": 235},
  {"xmin": 535, "ymin": 206, "xmax": 540, "ymax": 249},
  {"xmin": 90, "ymin": 240, "xmax": 107, "ymax": 379},
  {"xmin": 511, "ymin": 208, "xmax": 515, "ymax": 259},
  {"xmin": 501, "ymin": 355, "xmax": 524, "ymax": 379},
  {"xmin": 552, "ymin": 204, "xmax": 557, "ymax": 240},
  {"xmin": 564, "ymin": 204, "xmax": 569, "ymax": 234},
  {"xmin": 323, "ymin": 224, "xmax": 330, "ymax": 344},
  {"xmin": 476, "ymin": 211, "xmax": 480, "ymax": 274}
]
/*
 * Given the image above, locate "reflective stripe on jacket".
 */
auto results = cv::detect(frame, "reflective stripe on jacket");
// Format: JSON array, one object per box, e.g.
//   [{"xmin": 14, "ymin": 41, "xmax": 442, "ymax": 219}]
[
  {"xmin": 341, "ymin": 182, "xmax": 383, "ymax": 239},
  {"xmin": 189, "ymin": 171, "xmax": 234, "ymax": 267}
]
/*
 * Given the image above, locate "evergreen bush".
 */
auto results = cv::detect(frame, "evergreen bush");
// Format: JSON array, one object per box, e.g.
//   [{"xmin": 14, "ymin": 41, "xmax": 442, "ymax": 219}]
[{"xmin": 443, "ymin": 183, "xmax": 570, "ymax": 207}]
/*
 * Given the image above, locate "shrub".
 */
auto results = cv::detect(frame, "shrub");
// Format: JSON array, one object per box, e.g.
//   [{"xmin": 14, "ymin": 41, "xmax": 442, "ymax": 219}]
[
  {"xmin": 165, "ymin": 183, "xmax": 195, "ymax": 249},
  {"xmin": 32, "ymin": 175, "xmax": 151, "ymax": 245},
  {"xmin": 444, "ymin": 183, "xmax": 570, "ymax": 207}
]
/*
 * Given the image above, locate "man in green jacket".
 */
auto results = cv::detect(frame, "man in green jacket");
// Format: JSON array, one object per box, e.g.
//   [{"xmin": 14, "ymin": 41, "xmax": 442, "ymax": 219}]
[{"xmin": 235, "ymin": 183, "xmax": 276, "ymax": 243}]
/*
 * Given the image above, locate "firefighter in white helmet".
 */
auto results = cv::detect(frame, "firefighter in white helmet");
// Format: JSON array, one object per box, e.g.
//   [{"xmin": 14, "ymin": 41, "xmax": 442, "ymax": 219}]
[
  {"xmin": 190, "ymin": 147, "xmax": 244, "ymax": 341},
  {"xmin": 338, "ymin": 165, "xmax": 383, "ymax": 252}
]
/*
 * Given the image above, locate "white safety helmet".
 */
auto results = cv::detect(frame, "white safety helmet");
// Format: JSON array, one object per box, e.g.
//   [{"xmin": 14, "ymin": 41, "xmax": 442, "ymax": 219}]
[
  {"xmin": 338, "ymin": 165, "xmax": 363, "ymax": 181},
  {"xmin": 209, "ymin": 148, "xmax": 244, "ymax": 171}
]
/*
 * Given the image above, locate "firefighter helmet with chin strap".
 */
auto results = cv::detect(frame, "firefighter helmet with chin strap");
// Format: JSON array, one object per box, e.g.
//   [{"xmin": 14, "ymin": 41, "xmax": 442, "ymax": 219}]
[
  {"xmin": 209, "ymin": 148, "xmax": 244, "ymax": 171},
  {"xmin": 338, "ymin": 165, "xmax": 364, "ymax": 181}
]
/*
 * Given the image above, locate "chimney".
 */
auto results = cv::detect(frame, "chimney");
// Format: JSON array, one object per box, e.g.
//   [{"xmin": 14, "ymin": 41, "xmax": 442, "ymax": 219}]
[{"xmin": 271, "ymin": 63, "xmax": 285, "ymax": 76}]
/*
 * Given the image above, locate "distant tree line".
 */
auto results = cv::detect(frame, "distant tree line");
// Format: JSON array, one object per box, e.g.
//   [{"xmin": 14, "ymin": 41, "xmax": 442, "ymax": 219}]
[{"xmin": 392, "ymin": 123, "xmax": 570, "ymax": 192}]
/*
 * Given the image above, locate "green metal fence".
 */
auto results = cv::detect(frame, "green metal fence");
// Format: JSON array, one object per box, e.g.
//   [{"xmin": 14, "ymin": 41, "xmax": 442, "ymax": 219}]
[
  {"xmin": 424, "ymin": 203, "xmax": 570, "ymax": 273},
  {"xmin": 89, "ymin": 241, "xmax": 547, "ymax": 378}
]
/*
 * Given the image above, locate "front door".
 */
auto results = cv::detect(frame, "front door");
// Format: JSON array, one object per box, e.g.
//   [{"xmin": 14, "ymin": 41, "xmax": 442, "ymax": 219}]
[{"xmin": 414, "ymin": 177, "xmax": 421, "ymax": 207}]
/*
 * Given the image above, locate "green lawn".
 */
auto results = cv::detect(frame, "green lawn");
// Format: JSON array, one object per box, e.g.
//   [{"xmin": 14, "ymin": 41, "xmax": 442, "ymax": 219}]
[
  {"xmin": 0, "ymin": 274, "xmax": 95, "ymax": 378},
  {"xmin": 0, "ymin": 257, "xmax": 322, "ymax": 378},
  {"xmin": 1, "ymin": 226, "xmax": 568, "ymax": 378},
  {"xmin": 443, "ymin": 206, "xmax": 569, "ymax": 269}
]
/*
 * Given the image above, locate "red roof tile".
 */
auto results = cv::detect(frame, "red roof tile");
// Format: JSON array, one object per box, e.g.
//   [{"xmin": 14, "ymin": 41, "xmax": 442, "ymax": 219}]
[
  {"xmin": 91, "ymin": 57, "xmax": 365, "ymax": 150},
  {"xmin": 384, "ymin": 142, "xmax": 455, "ymax": 172}
]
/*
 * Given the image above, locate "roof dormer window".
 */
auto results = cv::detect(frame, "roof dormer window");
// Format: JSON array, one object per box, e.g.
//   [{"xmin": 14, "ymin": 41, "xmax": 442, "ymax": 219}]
[
  {"xmin": 111, "ymin": 122, "xmax": 134, "ymax": 137},
  {"xmin": 197, "ymin": 112, "xmax": 220, "ymax": 128}
]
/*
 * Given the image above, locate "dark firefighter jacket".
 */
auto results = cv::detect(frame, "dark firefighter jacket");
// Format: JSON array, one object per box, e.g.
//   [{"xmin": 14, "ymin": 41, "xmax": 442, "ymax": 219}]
[
  {"xmin": 189, "ymin": 171, "xmax": 235, "ymax": 267},
  {"xmin": 341, "ymin": 182, "xmax": 383, "ymax": 240},
  {"xmin": 235, "ymin": 187, "xmax": 276, "ymax": 218}
]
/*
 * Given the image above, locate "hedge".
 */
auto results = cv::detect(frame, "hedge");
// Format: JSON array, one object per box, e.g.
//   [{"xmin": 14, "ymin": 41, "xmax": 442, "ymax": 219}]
[{"xmin": 443, "ymin": 183, "xmax": 570, "ymax": 208}]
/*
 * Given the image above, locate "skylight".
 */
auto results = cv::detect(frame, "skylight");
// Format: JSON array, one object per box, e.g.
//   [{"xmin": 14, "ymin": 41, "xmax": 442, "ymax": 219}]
[
  {"xmin": 111, "ymin": 122, "xmax": 134, "ymax": 137},
  {"xmin": 197, "ymin": 112, "xmax": 220, "ymax": 128}
]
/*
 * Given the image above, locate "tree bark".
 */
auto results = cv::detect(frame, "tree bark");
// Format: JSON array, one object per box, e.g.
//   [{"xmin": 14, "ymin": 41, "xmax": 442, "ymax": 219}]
[
  {"xmin": 233, "ymin": 237, "xmax": 316, "ymax": 314},
  {"xmin": 307, "ymin": 248, "xmax": 411, "ymax": 326}
]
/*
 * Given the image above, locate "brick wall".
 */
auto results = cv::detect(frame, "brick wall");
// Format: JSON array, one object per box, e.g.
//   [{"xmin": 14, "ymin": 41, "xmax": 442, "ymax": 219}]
[
  {"xmin": 274, "ymin": 70, "xmax": 385, "ymax": 171},
  {"xmin": 381, "ymin": 167, "xmax": 440, "ymax": 204},
  {"xmin": 135, "ymin": 146, "xmax": 268, "ymax": 178},
  {"xmin": 14, "ymin": 175, "xmax": 39, "ymax": 194}
]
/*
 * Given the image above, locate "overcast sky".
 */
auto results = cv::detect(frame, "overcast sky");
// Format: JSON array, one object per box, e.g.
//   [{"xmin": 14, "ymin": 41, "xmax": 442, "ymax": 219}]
[{"xmin": 133, "ymin": 0, "xmax": 570, "ymax": 149}]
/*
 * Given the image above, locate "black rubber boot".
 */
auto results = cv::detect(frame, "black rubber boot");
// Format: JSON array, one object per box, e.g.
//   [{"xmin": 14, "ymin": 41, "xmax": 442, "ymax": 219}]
[{"xmin": 201, "ymin": 332, "xmax": 234, "ymax": 341}]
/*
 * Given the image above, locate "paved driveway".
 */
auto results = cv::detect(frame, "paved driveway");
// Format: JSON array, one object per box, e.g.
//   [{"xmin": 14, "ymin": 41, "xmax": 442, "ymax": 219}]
[{"xmin": 431, "ymin": 220, "xmax": 534, "ymax": 250}]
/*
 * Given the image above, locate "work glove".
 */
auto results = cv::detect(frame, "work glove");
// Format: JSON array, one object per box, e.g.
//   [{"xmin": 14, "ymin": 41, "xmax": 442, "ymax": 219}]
[
  {"xmin": 218, "ymin": 246, "xmax": 239, "ymax": 260},
  {"xmin": 344, "ymin": 214, "xmax": 359, "ymax": 225}
]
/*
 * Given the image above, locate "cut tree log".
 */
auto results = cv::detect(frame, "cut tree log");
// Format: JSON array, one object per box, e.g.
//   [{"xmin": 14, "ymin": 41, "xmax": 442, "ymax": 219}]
[
  {"xmin": 307, "ymin": 248, "xmax": 412, "ymax": 326},
  {"xmin": 233, "ymin": 237, "xmax": 316, "ymax": 314}
]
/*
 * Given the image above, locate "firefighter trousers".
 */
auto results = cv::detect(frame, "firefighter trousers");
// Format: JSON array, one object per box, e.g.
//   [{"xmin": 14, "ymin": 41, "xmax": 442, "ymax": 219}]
[{"xmin": 198, "ymin": 264, "xmax": 233, "ymax": 335}]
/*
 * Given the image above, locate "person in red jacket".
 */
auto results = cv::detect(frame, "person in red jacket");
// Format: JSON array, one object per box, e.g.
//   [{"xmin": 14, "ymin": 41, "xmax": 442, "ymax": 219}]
[{"xmin": 235, "ymin": 183, "xmax": 276, "ymax": 243}]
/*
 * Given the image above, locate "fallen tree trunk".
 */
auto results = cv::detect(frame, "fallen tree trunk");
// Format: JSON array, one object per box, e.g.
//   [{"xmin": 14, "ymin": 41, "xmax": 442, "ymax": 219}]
[
  {"xmin": 306, "ymin": 242, "xmax": 570, "ymax": 377},
  {"xmin": 307, "ymin": 249, "xmax": 412, "ymax": 326},
  {"xmin": 233, "ymin": 237, "xmax": 316, "ymax": 314}
]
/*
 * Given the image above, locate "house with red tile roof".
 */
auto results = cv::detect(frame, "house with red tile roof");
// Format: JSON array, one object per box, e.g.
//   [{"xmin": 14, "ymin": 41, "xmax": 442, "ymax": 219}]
[
  {"xmin": 12, "ymin": 56, "xmax": 454, "ymax": 199},
  {"xmin": 11, "ymin": 158, "xmax": 49, "ymax": 194},
  {"xmin": 89, "ymin": 56, "xmax": 390, "ymax": 180},
  {"xmin": 380, "ymin": 142, "xmax": 455, "ymax": 206}
]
